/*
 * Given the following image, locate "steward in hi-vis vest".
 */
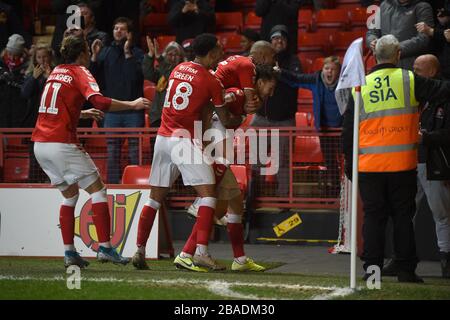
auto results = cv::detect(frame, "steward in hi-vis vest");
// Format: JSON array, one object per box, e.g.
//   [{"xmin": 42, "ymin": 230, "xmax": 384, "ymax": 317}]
[
  {"xmin": 341, "ymin": 34, "xmax": 450, "ymax": 283},
  {"xmin": 343, "ymin": 64, "xmax": 450, "ymax": 177},
  {"xmin": 354, "ymin": 68, "xmax": 419, "ymax": 172}
]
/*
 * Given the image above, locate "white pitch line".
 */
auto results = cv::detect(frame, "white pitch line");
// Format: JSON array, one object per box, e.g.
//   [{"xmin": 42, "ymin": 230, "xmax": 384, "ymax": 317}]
[{"xmin": 0, "ymin": 275, "xmax": 353, "ymax": 300}]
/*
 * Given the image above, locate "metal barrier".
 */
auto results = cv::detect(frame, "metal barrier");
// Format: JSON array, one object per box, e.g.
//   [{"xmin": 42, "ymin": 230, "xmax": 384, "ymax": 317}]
[{"xmin": 0, "ymin": 127, "xmax": 343, "ymax": 209}]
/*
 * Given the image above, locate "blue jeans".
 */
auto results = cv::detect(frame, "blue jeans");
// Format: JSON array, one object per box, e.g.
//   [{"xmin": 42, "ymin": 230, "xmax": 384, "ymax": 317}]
[{"xmin": 104, "ymin": 111, "xmax": 145, "ymax": 184}]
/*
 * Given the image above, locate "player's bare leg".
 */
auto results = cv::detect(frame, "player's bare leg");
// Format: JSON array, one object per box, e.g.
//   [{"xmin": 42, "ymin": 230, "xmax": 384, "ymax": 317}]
[
  {"xmin": 84, "ymin": 177, "xmax": 129, "ymax": 265},
  {"xmin": 132, "ymin": 186, "xmax": 169, "ymax": 270}
]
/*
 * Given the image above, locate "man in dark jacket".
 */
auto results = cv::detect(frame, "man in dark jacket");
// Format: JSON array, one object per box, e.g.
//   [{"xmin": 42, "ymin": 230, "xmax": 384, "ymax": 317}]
[
  {"xmin": 168, "ymin": 0, "xmax": 215, "ymax": 45},
  {"xmin": 255, "ymin": 0, "xmax": 300, "ymax": 54},
  {"xmin": 366, "ymin": 0, "xmax": 435, "ymax": 70},
  {"xmin": 250, "ymin": 25, "xmax": 300, "ymax": 198},
  {"xmin": 416, "ymin": 4, "xmax": 450, "ymax": 79},
  {"xmin": 413, "ymin": 54, "xmax": 450, "ymax": 278},
  {"xmin": 90, "ymin": 17, "xmax": 145, "ymax": 184}
]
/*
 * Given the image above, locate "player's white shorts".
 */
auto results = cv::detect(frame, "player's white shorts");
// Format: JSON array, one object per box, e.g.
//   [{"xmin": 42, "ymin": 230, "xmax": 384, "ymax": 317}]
[
  {"xmin": 149, "ymin": 135, "xmax": 215, "ymax": 187},
  {"xmin": 34, "ymin": 142, "xmax": 99, "ymax": 190}
]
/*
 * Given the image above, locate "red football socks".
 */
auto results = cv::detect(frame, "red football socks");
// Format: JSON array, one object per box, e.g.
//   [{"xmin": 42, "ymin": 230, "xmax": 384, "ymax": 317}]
[
  {"xmin": 59, "ymin": 205, "xmax": 75, "ymax": 245},
  {"xmin": 136, "ymin": 205, "xmax": 158, "ymax": 247},
  {"xmin": 91, "ymin": 202, "xmax": 111, "ymax": 243}
]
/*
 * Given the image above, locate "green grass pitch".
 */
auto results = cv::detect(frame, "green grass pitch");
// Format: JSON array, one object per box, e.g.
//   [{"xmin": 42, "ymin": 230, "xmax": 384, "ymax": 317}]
[{"xmin": 0, "ymin": 257, "xmax": 449, "ymax": 300}]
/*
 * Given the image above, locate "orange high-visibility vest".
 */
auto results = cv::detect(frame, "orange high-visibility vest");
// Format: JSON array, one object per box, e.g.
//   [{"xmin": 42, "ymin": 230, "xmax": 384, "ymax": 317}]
[{"xmin": 353, "ymin": 68, "xmax": 419, "ymax": 172}]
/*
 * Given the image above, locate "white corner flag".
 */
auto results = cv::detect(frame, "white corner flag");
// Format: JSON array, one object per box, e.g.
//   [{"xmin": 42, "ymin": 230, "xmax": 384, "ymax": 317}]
[
  {"xmin": 335, "ymin": 37, "xmax": 366, "ymax": 290},
  {"xmin": 335, "ymin": 37, "xmax": 366, "ymax": 115}
]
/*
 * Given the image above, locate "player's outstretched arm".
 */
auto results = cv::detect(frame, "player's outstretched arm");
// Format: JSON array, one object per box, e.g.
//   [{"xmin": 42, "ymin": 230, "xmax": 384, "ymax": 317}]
[
  {"xmin": 109, "ymin": 97, "xmax": 151, "ymax": 112},
  {"xmin": 88, "ymin": 95, "xmax": 151, "ymax": 112}
]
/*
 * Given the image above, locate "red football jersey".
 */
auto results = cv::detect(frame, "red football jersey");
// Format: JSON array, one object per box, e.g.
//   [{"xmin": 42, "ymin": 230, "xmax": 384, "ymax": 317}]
[
  {"xmin": 158, "ymin": 61, "xmax": 225, "ymax": 138},
  {"xmin": 226, "ymin": 87, "xmax": 246, "ymax": 116},
  {"xmin": 32, "ymin": 64, "xmax": 102, "ymax": 143},
  {"xmin": 214, "ymin": 55, "xmax": 256, "ymax": 90}
]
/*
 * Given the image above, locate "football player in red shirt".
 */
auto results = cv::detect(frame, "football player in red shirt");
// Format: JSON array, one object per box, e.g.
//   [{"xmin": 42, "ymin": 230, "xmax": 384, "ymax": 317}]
[
  {"xmin": 184, "ymin": 65, "xmax": 278, "ymax": 271},
  {"xmin": 131, "ymin": 33, "xmax": 235, "ymax": 272},
  {"xmin": 32, "ymin": 36, "xmax": 150, "ymax": 268}
]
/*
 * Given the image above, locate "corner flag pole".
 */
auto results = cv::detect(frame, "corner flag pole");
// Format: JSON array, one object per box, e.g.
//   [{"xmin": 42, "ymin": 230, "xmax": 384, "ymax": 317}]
[{"xmin": 350, "ymin": 86, "xmax": 361, "ymax": 290}]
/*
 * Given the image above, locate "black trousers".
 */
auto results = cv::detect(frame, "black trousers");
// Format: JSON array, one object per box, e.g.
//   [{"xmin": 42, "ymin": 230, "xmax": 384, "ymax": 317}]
[{"xmin": 359, "ymin": 170, "xmax": 419, "ymax": 273}]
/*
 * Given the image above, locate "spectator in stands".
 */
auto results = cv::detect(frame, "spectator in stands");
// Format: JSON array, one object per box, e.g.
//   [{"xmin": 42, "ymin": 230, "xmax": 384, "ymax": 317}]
[
  {"xmin": 249, "ymin": 25, "xmax": 300, "ymax": 199},
  {"xmin": 0, "ymin": 34, "xmax": 28, "ymax": 128},
  {"xmin": 90, "ymin": 17, "xmax": 145, "ymax": 184},
  {"xmin": 240, "ymin": 29, "xmax": 260, "ymax": 56},
  {"xmin": 255, "ymin": 0, "xmax": 300, "ymax": 54},
  {"xmin": 366, "ymin": 0, "xmax": 435, "ymax": 70},
  {"xmin": 168, "ymin": 0, "xmax": 215, "ymax": 45},
  {"xmin": 413, "ymin": 54, "xmax": 450, "ymax": 279},
  {"xmin": 0, "ymin": 0, "xmax": 28, "ymax": 50},
  {"xmin": 182, "ymin": 38, "xmax": 195, "ymax": 61},
  {"xmin": 21, "ymin": 45, "xmax": 54, "ymax": 128},
  {"xmin": 142, "ymin": 37, "xmax": 184, "ymax": 150},
  {"xmin": 416, "ymin": 5, "xmax": 450, "ymax": 79},
  {"xmin": 21, "ymin": 45, "xmax": 55, "ymax": 183},
  {"xmin": 278, "ymin": 56, "xmax": 343, "ymax": 197},
  {"xmin": 78, "ymin": 2, "xmax": 110, "ymax": 49},
  {"xmin": 50, "ymin": 0, "xmax": 103, "ymax": 61}
]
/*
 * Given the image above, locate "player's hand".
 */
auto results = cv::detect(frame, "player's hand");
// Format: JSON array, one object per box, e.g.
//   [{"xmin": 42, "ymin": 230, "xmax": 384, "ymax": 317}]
[
  {"xmin": 415, "ymin": 22, "xmax": 434, "ymax": 36},
  {"xmin": 33, "ymin": 65, "xmax": 45, "ymax": 79},
  {"xmin": 224, "ymin": 92, "xmax": 236, "ymax": 103},
  {"xmin": 131, "ymin": 97, "xmax": 151, "ymax": 110},
  {"xmin": 244, "ymin": 96, "xmax": 261, "ymax": 114},
  {"xmin": 80, "ymin": 108, "xmax": 104, "ymax": 121},
  {"xmin": 445, "ymin": 29, "xmax": 450, "ymax": 43}
]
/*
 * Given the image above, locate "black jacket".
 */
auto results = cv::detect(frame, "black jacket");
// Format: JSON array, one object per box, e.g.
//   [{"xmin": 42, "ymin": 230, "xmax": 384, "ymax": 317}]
[
  {"xmin": 430, "ymin": 25, "xmax": 450, "ymax": 80},
  {"xmin": 257, "ymin": 50, "xmax": 301, "ymax": 121},
  {"xmin": 342, "ymin": 63, "xmax": 450, "ymax": 179},
  {"xmin": 255, "ymin": 0, "xmax": 300, "ymax": 54},
  {"xmin": 419, "ymin": 98, "xmax": 450, "ymax": 179},
  {"xmin": 168, "ymin": 0, "xmax": 215, "ymax": 44}
]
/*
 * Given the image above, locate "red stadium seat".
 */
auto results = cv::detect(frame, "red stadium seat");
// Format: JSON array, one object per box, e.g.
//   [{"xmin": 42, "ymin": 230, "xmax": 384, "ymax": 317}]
[
  {"xmin": 293, "ymin": 136, "xmax": 325, "ymax": 171},
  {"xmin": 83, "ymin": 121, "xmax": 107, "ymax": 153},
  {"xmin": 298, "ymin": 32, "xmax": 332, "ymax": 60},
  {"xmin": 298, "ymin": 56, "xmax": 313, "ymax": 73},
  {"xmin": 3, "ymin": 157, "xmax": 29, "ymax": 182},
  {"xmin": 297, "ymin": 88, "xmax": 313, "ymax": 106},
  {"xmin": 334, "ymin": 0, "xmax": 362, "ymax": 10},
  {"xmin": 298, "ymin": 9, "xmax": 314, "ymax": 32},
  {"xmin": 230, "ymin": 165, "xmax": 248, "ymax": 194},
  {"xmin": 144, "ymin": 80, "xmax": 156, "ymax": 102},
  {"xmin": 217, "ymin": 33, "xmax": 242, "ymax": 55},
  {"xmin": 142, "ymin": 13, "xmax": 170, "ymax": 37},
  {"xmin": 244, "ymin": 11, "xmax": 262, "ymax": 31},
  {"xmin": 156, "ymin": 35, "xmax": 176, "ymax": 50},
  {"xmin": 315, "ymin": 9, "xmax": 350, "ymax": 33},
  {"xmin": 122, "ymin": 165, "xmax": 151, "ymax": 185},
  {"xmin": 349, "ymin": 7, "xmax": 370, "ymax": 31},
  {"xmin": 332, "ymin": 31, "xmax": 366, "ymax": 55},
  {"xmin": 215, "ymin": 12, "xmax": 243, "ymax": 33},
  {"xmin": 295, "ymin": 112, "xmax": 312, "ymax": 127}
]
